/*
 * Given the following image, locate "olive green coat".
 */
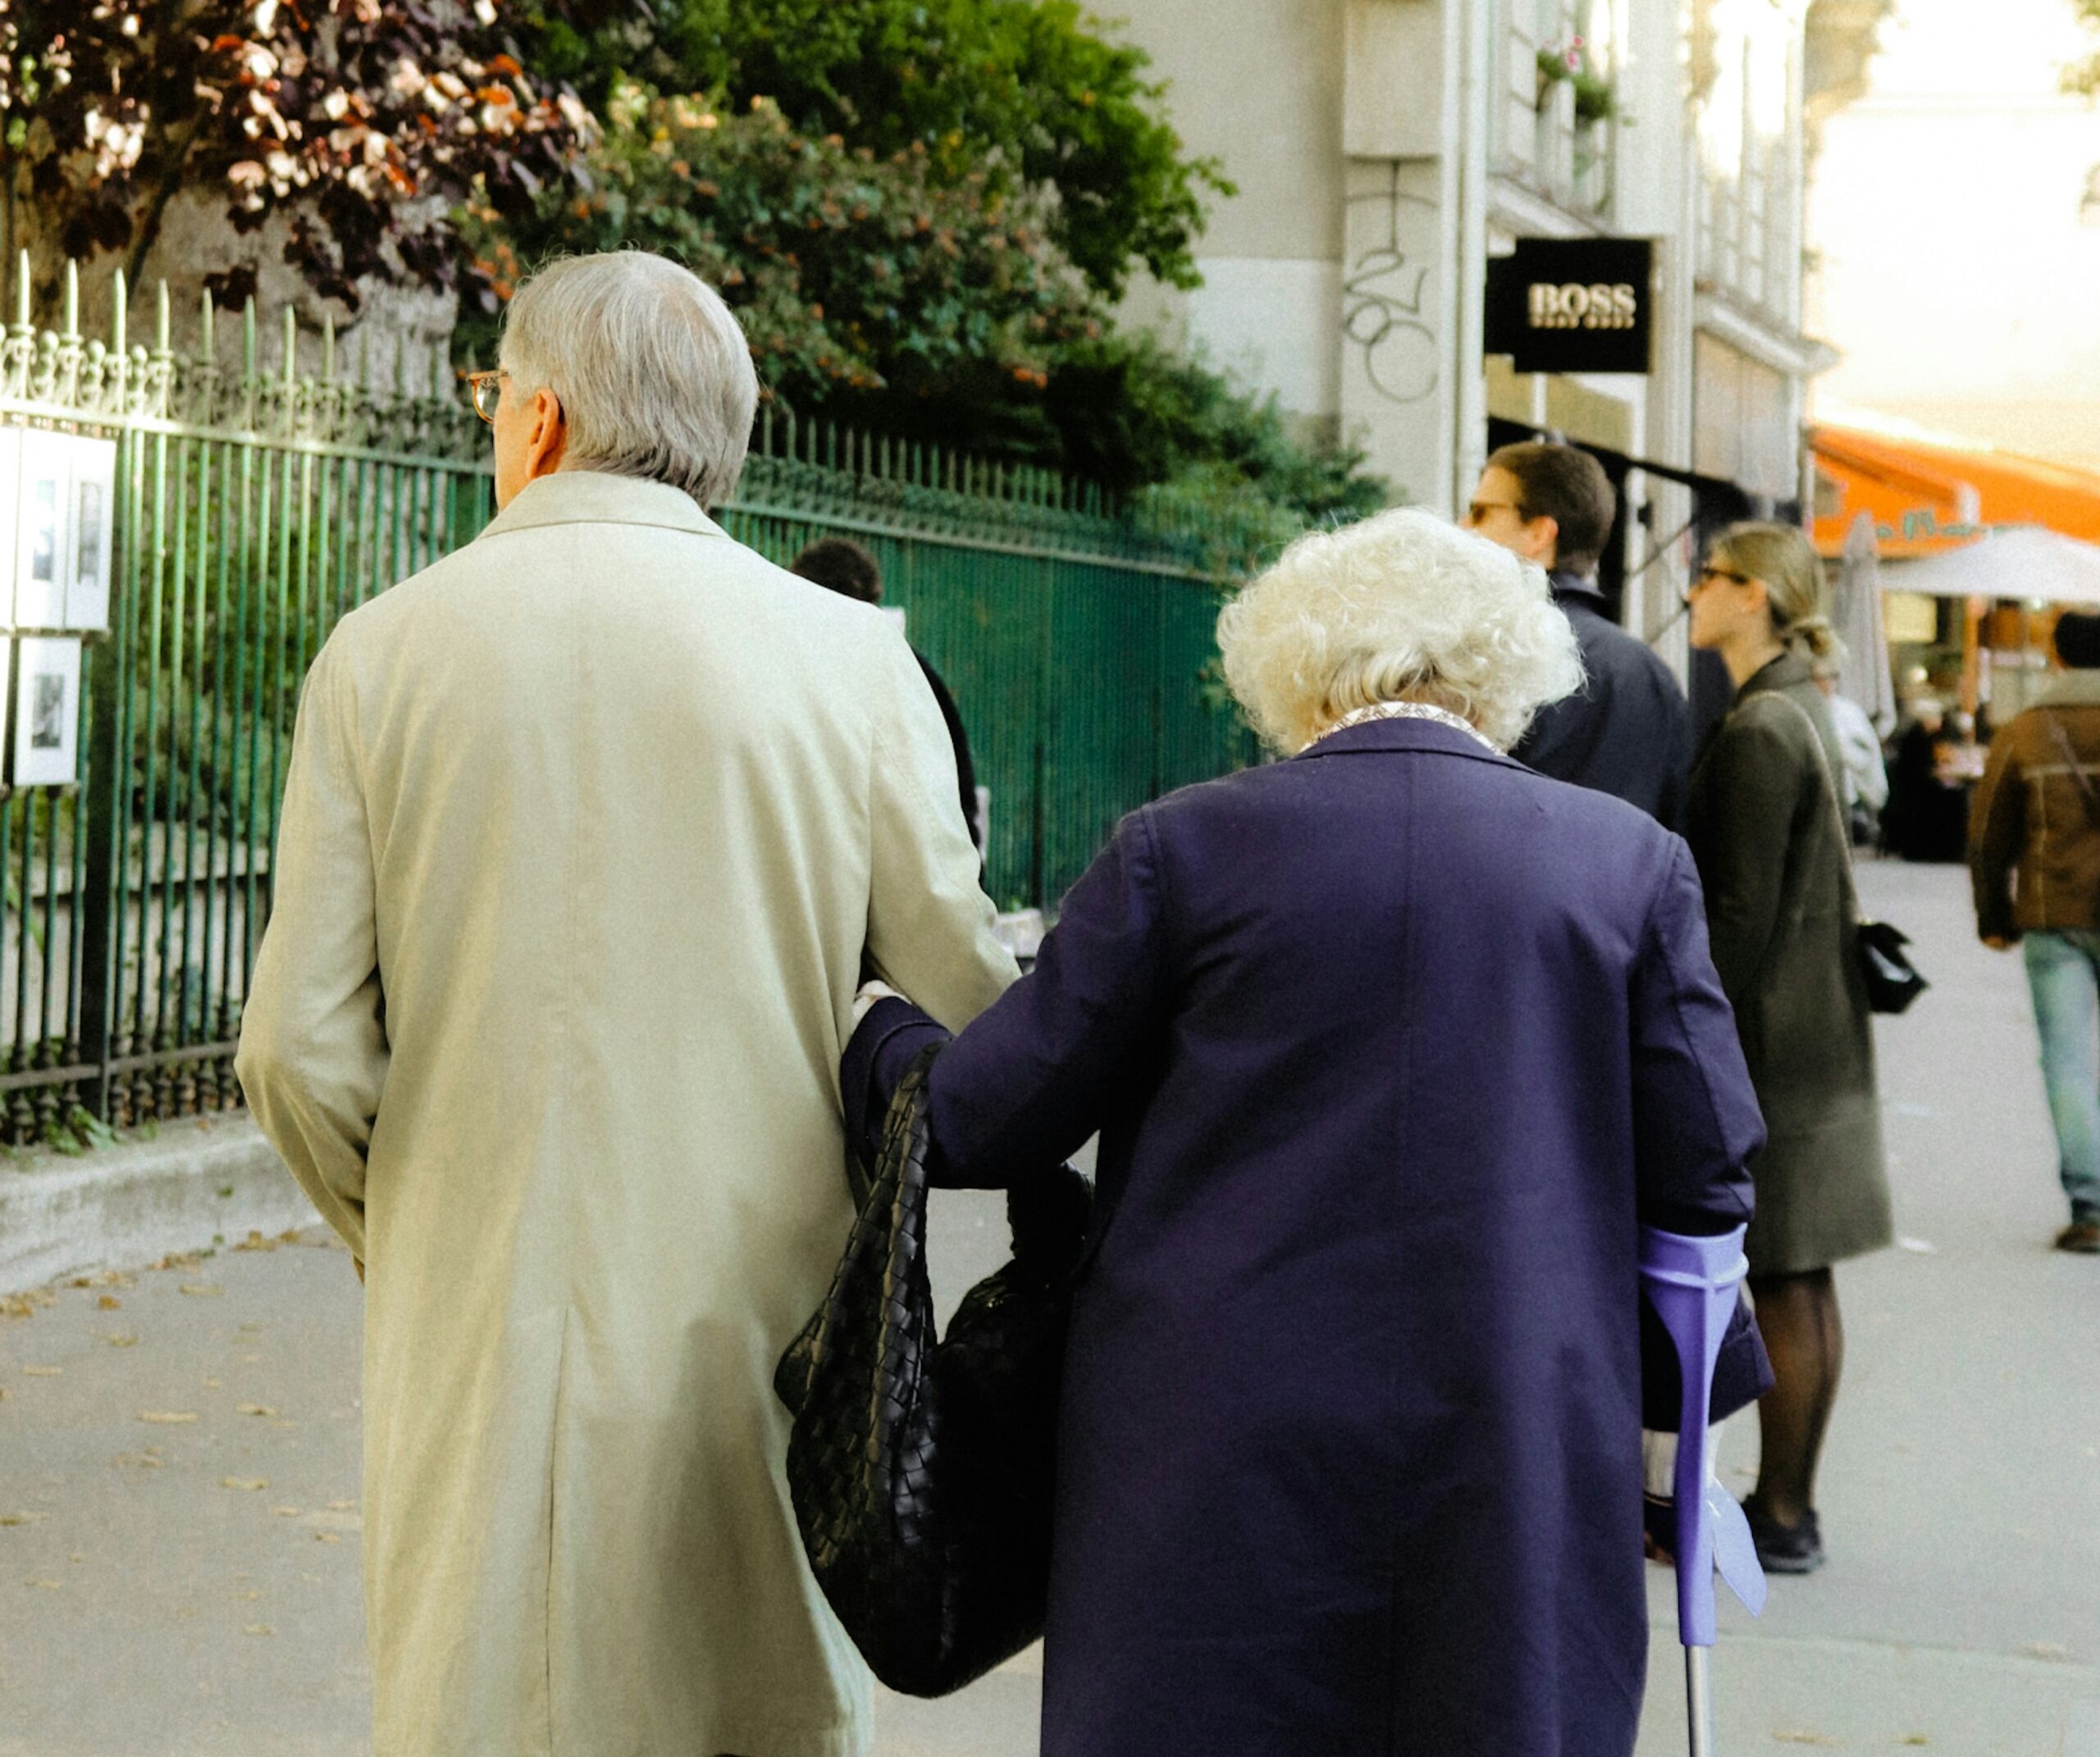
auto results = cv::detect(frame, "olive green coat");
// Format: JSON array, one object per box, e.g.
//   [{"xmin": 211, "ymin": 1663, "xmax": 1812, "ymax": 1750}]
[{"xmin": 1684, "ymin": 652, "xmax": 1892, "ymax": 1276}]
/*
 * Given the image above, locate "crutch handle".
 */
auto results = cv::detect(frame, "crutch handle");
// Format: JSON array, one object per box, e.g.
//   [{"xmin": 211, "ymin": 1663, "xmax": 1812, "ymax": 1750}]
[{"xmin": 1638, "ymin": 1224, "xmax": 1765, "ymax": 1649}]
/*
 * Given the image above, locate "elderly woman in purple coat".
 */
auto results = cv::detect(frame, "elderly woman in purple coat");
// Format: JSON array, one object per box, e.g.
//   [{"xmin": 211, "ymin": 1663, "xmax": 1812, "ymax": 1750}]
[{"xmin": 842, "ymin": 509, "xmax": 1768, "ymax": 1756}]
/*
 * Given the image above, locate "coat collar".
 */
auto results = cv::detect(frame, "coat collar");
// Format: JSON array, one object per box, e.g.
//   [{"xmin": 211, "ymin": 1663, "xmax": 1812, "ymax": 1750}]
[
  {"xmin": 2030, "ymin": 669, "xmax": 2100, "ymax": 710},
  {"xmin": 477, "ymin": 470, "xmax": 728, "ymax": 544},
  {"xmin": 1291, "ymin": 716, "xmax": 1522, "ymax": 769},
  {"xmin": 1550, "ymin": 568, "xmax": 1607, "ymax": 607},
  {"xmin": 1734, "ymin": 649, "xmax": 1813, "ymax": 704}
]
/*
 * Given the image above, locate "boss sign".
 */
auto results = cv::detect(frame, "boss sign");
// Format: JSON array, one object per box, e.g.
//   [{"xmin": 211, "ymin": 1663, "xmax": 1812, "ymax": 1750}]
[{"xmin": 1484, "ymin": 238, "xmax": 1654, "ymax": 373}]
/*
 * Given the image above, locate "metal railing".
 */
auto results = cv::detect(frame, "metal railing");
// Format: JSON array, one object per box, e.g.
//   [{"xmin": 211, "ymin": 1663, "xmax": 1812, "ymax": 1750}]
[{"xmin": 0, "ymin": 257, "xmax": 1258, "ymax": 1144}]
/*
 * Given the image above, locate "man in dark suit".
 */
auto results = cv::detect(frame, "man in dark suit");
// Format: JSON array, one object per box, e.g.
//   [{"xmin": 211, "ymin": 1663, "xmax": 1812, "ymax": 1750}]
[
  {"xmin": 790, "ymin": 536, "xmax": 982, "ymax": 856},
  {"xmin": 1464, "ymin": 441, "xmax": 1691, "ymax": 827}
]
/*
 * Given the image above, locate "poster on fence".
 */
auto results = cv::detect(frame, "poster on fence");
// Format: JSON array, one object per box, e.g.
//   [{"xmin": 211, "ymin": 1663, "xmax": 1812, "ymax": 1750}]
[
  {"xmin": 11, "ymin": 433, "xmax": 68, "ymax": 630},
  {"xmin": 0, "ymin": 428, "xmax": 16, "ymax": 632},
  {"xmin": 63, "ymin": 435, "xmax": 115, "ymax": 633},
  {"xmin": 0, "ymin": 431, "xmax": 116, "ymax": 633},
  {"xmin": 11, "ymin": 636, "xmax": 81, "ymax": 787}
]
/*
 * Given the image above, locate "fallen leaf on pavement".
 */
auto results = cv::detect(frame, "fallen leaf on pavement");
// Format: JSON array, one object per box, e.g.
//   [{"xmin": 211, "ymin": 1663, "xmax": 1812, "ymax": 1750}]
[
  {"xmin": 315, "ymin": 1532, "xmax": 342, "ymax": 1544},
  {"xmin": 219, "ymin": 1477, "xmax": 268, "ymax": 1492},
  {"xmin": 242, "ymin": 1623, "xmax": 275, "ymax": 1636},
  {"xmin": 104, "ymin": 1333, "xmax": 138, "ymax": 1348},
  {"xmin": 270, "ymin": 1507, "xmax": 301, "ymax": 1518},
  {"xmin": 0, "ymin": 1513, "xmax": 48, "ymax": 1527},
  {"xmin": 236, "ymin": 1403, "xmax": 279, "ymax": 1417},
  {"xmin": 21, "ymin": 1367, "xmax": 61, "ymax": 1377},
  {"xmin": 233, "ymin": 1231, "xmax": 280, "ymax": 1252},
  {"xmin": 1772, "ymin": 1736, "xmax": 1838, "ymax": 1748},
  {"xmin": 179, "ymin": 1285, "xmax": 223, "ymax": 1298},
  {"xmin": 326, "ymin": 1500, "xmax": 358, "ymax": 1513},
  {"xmin": 97, "ymin": 1295, "xmax": 121, "ymax": 1310},
  {"xmin": 113, "ymin": 1454, "xmax": 166, "ymax": 1469},
  {"xmin": 0, "ymin": 1385, "xmax": 8, "ymax": 1399},
  {"xmin": 1901, "ymin": 1738, "xmax": 1931, "ymax": 1747},
  {"xmin": 2, "ymin": 1290, "xmax": 56, "ymax": 1318},
  {"xmin": 25, "ymin": 1578, "xmax": 61, "ymax": 1590},
  {"xmin": 2027, "ymin": 1641, "xmax": 2067, "ymax": 1660},
  {"xmin": 137, "ymin": 1411, "xmax": 198, "ymax": 1425},
  {"xmin": 202, "ymin": 1377, "xmax": 221, "ymax": 1389}
]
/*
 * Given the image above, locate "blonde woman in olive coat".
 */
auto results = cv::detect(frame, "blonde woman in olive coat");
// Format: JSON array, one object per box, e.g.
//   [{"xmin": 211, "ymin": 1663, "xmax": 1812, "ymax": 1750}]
[{"xmin": 1682, "ymin": 521, "xmax": 1894, "ymax": 1577}]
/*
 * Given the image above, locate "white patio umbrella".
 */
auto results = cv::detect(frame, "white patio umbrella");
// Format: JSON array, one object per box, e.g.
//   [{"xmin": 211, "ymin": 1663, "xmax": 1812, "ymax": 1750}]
[
  {"xmin": 1832, "ymin": 510, "xmax": 1897, "ymax": 735},
  {"xmin": 1883, "ymin": 525, "xmax": 2100, "ymax": 605}
]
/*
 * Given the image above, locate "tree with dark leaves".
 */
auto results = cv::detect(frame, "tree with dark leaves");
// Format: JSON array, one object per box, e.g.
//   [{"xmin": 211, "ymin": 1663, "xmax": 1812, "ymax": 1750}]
[{"xmin": 0, "ymin": 0, "xmax": 599, "ymax": 309}]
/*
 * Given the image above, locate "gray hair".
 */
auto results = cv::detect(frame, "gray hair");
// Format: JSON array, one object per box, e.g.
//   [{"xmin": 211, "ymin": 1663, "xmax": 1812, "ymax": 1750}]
[
  {"xmin": 1217, "ymin": 509, "xmax": 1583, "ymax": 753},
  {"xmin": 499, "ymin": 252, "xmax": 759, "ymax": 510}
]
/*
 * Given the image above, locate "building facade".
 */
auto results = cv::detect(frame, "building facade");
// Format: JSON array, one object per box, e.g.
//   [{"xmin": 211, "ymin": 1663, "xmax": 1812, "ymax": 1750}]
[{"xmin": 1119, "ymin": 0, "xmax": 1881, "ymax": 664}]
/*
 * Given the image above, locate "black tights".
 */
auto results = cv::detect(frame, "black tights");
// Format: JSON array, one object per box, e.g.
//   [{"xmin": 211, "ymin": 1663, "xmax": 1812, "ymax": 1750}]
[{"xmin": 1749, "ymin": 1266, "xmax": 1843, "ymax": 1529}]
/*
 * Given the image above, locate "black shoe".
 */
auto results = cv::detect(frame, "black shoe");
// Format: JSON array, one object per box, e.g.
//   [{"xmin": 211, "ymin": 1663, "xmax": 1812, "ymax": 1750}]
[
  {"xmin": 2056, "ymin": 1220, "xmax": 2100, "ymax": 1254},
  {"xmin": 1744, "ymin": 1495, "xmax": 1825, "ymax": 1574}
]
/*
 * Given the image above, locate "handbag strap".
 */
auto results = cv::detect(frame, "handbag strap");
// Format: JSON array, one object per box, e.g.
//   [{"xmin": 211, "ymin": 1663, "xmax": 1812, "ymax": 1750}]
[
  {"xmin": 1732, "ymin": 687, "xmax": 1864, "ymax": 925},
  {"xmin": 2043, "ymin": 713, "xmax": 2100, "ymax": 826}
]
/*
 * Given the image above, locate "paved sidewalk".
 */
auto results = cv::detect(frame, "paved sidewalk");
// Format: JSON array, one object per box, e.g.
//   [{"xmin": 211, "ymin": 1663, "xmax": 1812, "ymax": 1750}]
[{"xmin": 0, "ymin": 860, "xmax": 2094, "ymax": 1755}]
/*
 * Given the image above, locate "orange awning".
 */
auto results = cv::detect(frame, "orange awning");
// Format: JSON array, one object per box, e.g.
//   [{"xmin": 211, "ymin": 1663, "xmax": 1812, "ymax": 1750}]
[{"xmin": 1810, "ymin": 425, "xmax": 2100, "ymax": 560}]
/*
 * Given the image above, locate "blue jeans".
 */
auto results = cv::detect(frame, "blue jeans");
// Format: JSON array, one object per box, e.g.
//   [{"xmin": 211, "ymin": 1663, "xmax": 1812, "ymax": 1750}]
[{"xmin": 2024, "ymin": 930, "xmax": 2100, "ymax": 1222}]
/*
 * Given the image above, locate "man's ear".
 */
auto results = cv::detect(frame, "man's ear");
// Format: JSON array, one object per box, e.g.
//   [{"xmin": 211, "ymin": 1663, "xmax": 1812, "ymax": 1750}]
[
  {"xmin": 1532, "ymin": 513, "xmax": 1562, "ymax": 567},
  {"xmin": 524, "ymin": 386, "xmax": 568, "ymax": 482}
]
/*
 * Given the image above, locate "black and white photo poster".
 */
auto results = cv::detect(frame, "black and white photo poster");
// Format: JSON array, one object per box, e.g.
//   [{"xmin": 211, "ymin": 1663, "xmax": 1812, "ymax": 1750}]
[
  {"xmin": 12, "ymin": 436, "xmax": 69, "ymax": 630},
  {"xmin": 11, "ymin": 637, "xmax": 81, "ymax": 787},
  {"xmin": 65, "ymin": 435, "xmax": 116, "ymax": 632},
  {"xmin": 0, "ymin": 427, "xmax": 18, "ymax": 632}
]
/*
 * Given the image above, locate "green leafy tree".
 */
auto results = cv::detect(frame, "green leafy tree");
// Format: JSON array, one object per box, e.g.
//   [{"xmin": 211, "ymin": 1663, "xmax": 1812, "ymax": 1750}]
[
  {"xmin": 509, "ymin": 0, "xmax": 1229, "ymax": 300},
  {"xmin": 456, "ymin": 85, "xmax": 1101, "ymax": 446}
]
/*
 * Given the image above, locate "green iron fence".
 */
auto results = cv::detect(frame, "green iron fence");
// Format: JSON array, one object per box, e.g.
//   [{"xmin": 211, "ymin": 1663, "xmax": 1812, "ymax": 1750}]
[{"xmin": 0, "ymin": 258, "xmax": 1257, "ymax": 1143}]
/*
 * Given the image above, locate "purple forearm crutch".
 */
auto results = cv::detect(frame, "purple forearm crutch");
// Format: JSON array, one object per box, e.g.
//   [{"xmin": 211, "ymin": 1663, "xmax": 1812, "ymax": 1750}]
[{"xmin": 1639, "ymin": 1225, "xmax": 1767, "ymax": 1757}]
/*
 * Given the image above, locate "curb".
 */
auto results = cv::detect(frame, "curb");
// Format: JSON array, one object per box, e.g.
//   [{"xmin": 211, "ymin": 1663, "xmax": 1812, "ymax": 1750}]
[{"xmin": 0, "ymin": 1115, "xmax": 313, "ymax": 1297}]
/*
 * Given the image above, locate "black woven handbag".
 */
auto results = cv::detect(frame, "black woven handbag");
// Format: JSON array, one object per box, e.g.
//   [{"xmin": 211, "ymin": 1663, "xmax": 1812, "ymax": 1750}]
[{"xmin": 774, "ymin": 1045, "xmax": 1091, "ymax": 1697}]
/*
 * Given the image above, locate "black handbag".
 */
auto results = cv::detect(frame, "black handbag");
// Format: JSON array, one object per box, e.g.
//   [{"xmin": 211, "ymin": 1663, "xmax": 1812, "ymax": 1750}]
[
  {"xmin": 1764, "ymin": 691, "xmax": 1928, "ymax": 1015},
  {"xmin": 774, "ymin": 1045, "xmax": 1092, "ymax": 1697}
]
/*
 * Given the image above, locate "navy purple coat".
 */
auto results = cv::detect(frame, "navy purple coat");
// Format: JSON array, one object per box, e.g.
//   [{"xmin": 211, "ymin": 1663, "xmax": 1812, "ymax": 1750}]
[{"xmin": 842, "ymin": 719, "xmax": 1767, "ymax": 1757}]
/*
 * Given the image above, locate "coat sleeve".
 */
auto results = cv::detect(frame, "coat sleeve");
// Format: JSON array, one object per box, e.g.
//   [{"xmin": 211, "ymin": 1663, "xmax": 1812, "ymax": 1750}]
[
  {"xmin": 1630, "ymin": 838, "xmax": 1770, "ymax": 1426},
  {"xmin": 1650, "ymin": 664, "xmax": 1692, "ymax": 835},
  {"xmin": 1629, "ymin": 837, "xmax": 1764, "ymax": 1237},
  {"xmin": 1684, "ymin": 704, "xmax": 1801, "ymax": 1011},
  {"xmin": 233, "ymin": 635, "xmax": 388, "ymax": 1268},
  {"xmin": 865, "ymin": 631, "xmax": 1016, "ymax": 1031},
  {"xmin": 843, "ymin": 805, "xmax": 1171, "ymax": 1189},
  {"xmin": 1968, "ymin": 725, "xmax": 2025, "ymax": 942}
]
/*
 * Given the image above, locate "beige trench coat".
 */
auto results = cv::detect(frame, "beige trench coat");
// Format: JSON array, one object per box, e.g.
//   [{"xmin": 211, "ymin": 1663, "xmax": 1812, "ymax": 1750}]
[{"xmin": 236, "ymin": 471, "xmax": 1016, "ymax": 1757}]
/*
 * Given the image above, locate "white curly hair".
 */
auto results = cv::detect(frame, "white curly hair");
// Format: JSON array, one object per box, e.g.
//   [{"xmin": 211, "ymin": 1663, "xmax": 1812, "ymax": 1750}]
[{"xmin": 1217, "ymin": 508, "xmax": 1585, "ymax": 754}]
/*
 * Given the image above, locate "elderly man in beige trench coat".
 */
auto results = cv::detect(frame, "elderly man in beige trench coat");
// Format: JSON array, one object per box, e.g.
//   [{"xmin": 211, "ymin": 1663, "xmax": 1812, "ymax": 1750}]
[{"xmin": 235, "ymin": 252, "xmax": 1016, "ymax": 1757}]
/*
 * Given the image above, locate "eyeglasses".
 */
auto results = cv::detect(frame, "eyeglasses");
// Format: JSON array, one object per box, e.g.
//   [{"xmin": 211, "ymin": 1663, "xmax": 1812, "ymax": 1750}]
[
  {"xmin": 463, "ymin": 369, "xmax": 507, "ymax": 426},
  {"xmin": 1681, "ymin": 563, "xmax": 1753, "ymax": 608}
]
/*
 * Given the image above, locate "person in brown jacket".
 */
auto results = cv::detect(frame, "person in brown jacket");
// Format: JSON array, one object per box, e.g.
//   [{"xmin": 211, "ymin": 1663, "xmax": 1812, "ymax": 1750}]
[{"xmin": 1970, "ymin": 609, "xmax": 2100, "ymax": 1254}]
